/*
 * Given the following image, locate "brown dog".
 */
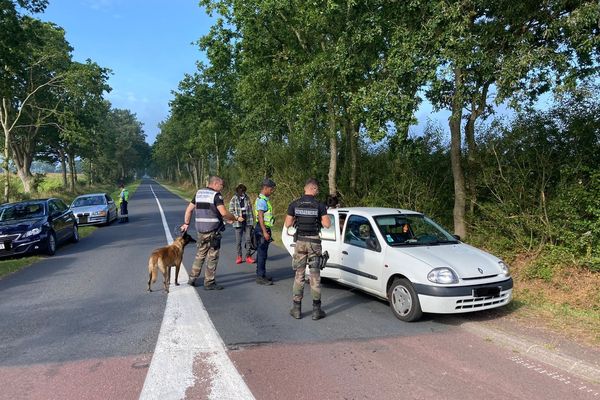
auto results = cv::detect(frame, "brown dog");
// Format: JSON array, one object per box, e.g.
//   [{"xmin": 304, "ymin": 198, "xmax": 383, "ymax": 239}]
[{"xmin": 147, "ymin": 232, "xmax": 196, "ymax": 293}]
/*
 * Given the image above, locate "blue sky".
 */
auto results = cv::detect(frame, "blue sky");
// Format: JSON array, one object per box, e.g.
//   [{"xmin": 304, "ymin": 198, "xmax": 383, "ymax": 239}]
[{"xmin": 39, "ymin": 0, "xmax": 214, "ymax": 145}]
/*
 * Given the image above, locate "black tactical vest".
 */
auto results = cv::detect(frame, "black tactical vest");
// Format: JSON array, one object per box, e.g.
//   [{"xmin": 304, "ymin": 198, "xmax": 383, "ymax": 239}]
[{"xmin": 294, "ymin": 197, "xmax": 321, "ymax": 236}]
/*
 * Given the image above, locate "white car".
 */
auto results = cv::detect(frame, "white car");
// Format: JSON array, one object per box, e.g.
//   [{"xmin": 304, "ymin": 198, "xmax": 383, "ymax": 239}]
[
  {"xmin": 70, "ymin": 193, "xmax": 118, "ymax": 226},
  {"xmin": 282, "ymin": 207, "xmax": 513, "ymax": 322}
]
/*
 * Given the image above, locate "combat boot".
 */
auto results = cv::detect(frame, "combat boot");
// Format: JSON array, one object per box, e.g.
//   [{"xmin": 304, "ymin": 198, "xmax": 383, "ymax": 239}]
[
  {"xmin": 187, "ymin": 277, "xmax": 197, "ymax": 287},
  {"xmin": 289, "ymin": 301, "xmax": 302, "ymax": 319},
  {"xmin": 312, "ymin": 300, "xmax": 326, "ymax": 320}
]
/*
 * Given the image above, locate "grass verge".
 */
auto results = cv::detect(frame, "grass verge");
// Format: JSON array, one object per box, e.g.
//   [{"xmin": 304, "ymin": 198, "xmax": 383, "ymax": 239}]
[{"xmin": 0, "ymin": 179, "xmax": 141, "ymax": 279}]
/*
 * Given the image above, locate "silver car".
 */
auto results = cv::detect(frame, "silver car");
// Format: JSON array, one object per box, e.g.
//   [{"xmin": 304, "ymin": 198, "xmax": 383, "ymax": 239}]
[{"xmin": 70, "ymin": 193, "xmax": 118, "ymax": 226}]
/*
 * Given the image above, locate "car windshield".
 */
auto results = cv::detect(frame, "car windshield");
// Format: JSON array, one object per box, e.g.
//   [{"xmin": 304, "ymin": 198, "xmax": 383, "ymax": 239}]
[
  {"xmin": 374, "ymin": 214, "xmax": 458, "ymax": 246},
  {"xmin": 72, "ymin": 196, "xmax": 105, "ymax": 207},
  {"xmin": 0, "ymin": 202, "xmax": 46, "ymax": 221}
]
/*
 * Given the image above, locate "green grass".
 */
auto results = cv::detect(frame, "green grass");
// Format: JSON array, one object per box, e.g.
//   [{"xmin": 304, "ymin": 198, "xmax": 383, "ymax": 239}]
[
  {"xmin": 0, "ymin": 179, "xmax": 142, "ymax": 279},
  {"xmin": 0, "ymin": 256, "xmax": 42, "ymax": 277}
]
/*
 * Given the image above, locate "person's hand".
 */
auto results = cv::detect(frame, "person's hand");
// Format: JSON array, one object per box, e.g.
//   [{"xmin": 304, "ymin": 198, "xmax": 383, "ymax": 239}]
[
  {"xmin": 263, "ymin": 231, "xmax": 271, "ymax": 241},
  {"xmin": 237, "ymin": 216, "xmax": 245, "ymax": 222},
  {"xmin": 181, "ymin": 223, "xmax": 189, "ymax": 232}
]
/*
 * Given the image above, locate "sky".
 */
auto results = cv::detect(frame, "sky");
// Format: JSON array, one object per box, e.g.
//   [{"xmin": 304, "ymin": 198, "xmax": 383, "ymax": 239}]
[
  {"xmin": 34, "ymin": 1, "xmax": 536, "ymax": 147},
  {"xmin": 39, "ymin": 0, "xmax": 214, "ymax": 145}
]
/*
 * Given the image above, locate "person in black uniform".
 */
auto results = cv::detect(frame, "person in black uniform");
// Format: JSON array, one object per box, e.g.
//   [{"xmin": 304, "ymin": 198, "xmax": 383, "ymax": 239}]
[
  {"xmin": 182, "ymin": 176, "xmax": 241, "ymax": 290},
  {"xmin": 283, "ymin": 178, "xmax": 331, "ymax": 320}
]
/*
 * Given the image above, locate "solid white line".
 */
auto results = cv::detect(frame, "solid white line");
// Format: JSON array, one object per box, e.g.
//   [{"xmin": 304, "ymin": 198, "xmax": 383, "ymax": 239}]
[{"xmin": 139, "ymin": 185, "xmax": 255, "ymax": 400}]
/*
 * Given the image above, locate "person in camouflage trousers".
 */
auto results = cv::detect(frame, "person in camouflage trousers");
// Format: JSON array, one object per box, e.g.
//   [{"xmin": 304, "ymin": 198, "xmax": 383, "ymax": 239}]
[
  {"xmin": 182, "ymin": 176, "xmax": 242, "ymax": 290},
  {"xmin": 284, "ymin": 178, "xmax": 331, "ymax": 320},
  {"xmin": 292, "ymin": 240, "xmax": 324, "ymax": 303}
]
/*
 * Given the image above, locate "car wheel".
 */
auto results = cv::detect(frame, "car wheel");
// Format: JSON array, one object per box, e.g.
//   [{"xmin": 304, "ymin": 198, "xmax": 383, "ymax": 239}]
[
  {"xmin": 71, "ymin": 225, "xmax": 79, "ymax": 243},
  {"xmin": 388, "ymin": 278, "xmax": 423, "ymax": 322},
  {"xmin": 46, "ymin": 231, "xmax": 57, "ymax": 256}
]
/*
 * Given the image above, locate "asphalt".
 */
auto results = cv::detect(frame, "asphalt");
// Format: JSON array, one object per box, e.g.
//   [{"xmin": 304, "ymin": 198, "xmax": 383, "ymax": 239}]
[{"xmin": 0, "ymin": 179, "xmax": 598, "ymax": 400}]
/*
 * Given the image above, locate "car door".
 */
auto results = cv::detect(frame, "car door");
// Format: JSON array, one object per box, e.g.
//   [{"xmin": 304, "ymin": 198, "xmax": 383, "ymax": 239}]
[
  {"xmin": 317, "ymin": 212, "xmax": 341, "ymax": 280},
  {"xmin": 48, "ymin": 200, "xmax": 65, "ymax": 241},
  {"xmin": 51, "ymin": 199, "xmax": 72, "ymax": 241},
  {"xmin": 339, "ymin": 214, "xmax": 385, "ymax": 292},
  {"xmin": 105, "ymin": 194, "xmax": 116, "ymax": 219},
  {"xmin": 281, "ymin": 212, "xmax": 341, "ymax": 280}
]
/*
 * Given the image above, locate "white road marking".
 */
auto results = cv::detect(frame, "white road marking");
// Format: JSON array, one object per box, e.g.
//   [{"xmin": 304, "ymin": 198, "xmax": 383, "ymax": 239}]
[
  {"xmin": 139, "ymin": 185, "xmax": 255, "ymax": 400},
  {"xmin": 509, "ymin": 356, "xmax": 600, "ymax": 397}
]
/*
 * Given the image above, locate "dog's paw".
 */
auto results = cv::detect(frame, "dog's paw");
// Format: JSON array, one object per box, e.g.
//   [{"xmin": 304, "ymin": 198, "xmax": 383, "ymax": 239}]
[{"xmin": 175, "ymin": 282, "xmax": 180, "ymax": 286}]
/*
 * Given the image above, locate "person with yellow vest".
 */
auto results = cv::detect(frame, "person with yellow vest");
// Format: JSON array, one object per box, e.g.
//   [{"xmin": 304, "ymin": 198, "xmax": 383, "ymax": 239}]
[{"xmin": 254, "ymin": 178, "xmax": 276, "ymax": 285}]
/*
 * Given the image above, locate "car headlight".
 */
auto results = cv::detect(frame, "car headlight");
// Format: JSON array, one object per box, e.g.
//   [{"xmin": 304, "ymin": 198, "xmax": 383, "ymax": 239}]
[
  {"xmin": 427, "ymin": 267, "xmax": 459, "ymax": 284},
  {"xmin": 23, "ymin": 227, "xmax": 42, "ymax": 238},
  {"xmin": 499, "ymin": 261, "xmax": 511, "ymax": 277},
  {"xmin": 91, "ymin": 210, "xmax": 107, "ymax": 216}
]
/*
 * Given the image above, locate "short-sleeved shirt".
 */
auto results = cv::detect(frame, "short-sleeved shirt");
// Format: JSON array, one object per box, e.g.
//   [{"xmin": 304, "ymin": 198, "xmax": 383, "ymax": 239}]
[
  {"xmin": 287, "ymin": 195, "xmax": 327, "ymax": 218},
  {"xmin": 191, "ymin": 189, "xmax": 224, "ymax": 207},
  {"xmin": 256, "ymin": 196, "xmax": 269, "ymax": 212}
]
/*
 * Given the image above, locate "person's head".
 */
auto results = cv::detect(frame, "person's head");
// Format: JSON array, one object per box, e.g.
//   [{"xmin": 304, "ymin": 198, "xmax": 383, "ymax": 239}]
[
  {"xmin": 402, "ymin": 223, "xmax": 410, "ymax": 234},
  {"xmin": 304, "ymin": 178, "xmax": 319, "ymax": 196},
  {"xmin": 260, "ymin": 178, "xmax": 276, "ymax": 196},
  {"xmin": 359, "ymin": 224, "xmax": 371, "ymax": 239},
  {"xmin": 235, "ymin": 183, "xmax": 247, "ymax": 196},
  {"xmin": 208, "ymin": 176, "xmax": 224, "ymax": 192},
  {"xmin": 119, "ymin": 183, "xmax": 124, "ymax": 189}
]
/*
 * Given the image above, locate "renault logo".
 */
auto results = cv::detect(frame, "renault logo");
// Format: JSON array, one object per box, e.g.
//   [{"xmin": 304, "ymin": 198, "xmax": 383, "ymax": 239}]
[{"xmin": 477, "ymin": 267, "xmax": 484, "ymax": 274}]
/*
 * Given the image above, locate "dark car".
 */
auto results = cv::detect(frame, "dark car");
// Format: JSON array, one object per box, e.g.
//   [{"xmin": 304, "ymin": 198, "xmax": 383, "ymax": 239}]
[{"xmin": 0, "ymin": 198, "xmax": 79, "ymax": 257}]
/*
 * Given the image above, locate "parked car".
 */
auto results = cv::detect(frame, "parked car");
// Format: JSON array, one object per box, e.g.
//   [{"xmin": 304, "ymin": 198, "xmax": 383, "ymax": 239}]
[
  {"xmin": 282, "ymin": 207, "xmax": 513, "ymax": 322},
  {"xmin": 70, "ymin": 193, "xmax": 117, "ymax": 225},
  {"xmin": 0, "ymin": 198, "xmax": 79, "ymax": 257}
]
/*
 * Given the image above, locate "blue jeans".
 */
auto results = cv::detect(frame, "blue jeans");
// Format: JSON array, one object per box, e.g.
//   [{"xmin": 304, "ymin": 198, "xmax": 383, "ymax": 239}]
[{"xmin": 255, "ymin": 227, "xmax": 271, "ymax": 277}]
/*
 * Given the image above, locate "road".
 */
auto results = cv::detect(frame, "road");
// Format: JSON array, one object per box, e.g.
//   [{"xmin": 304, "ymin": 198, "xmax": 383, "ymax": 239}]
[{"xmin": 0, "ymin": 179, "xmax": 598, "ymax": 400}]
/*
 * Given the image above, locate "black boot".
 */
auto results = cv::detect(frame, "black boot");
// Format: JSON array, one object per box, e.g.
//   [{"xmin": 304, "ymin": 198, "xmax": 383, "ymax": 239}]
[
  {"xmin": 290, "ymin": 301, "xmax": 301, "ymax": 319},
  {"xmin": 312, "ymin": 300, "xmax": 326, "ymax": 320},
  {"xmin": 187, "ymin": 277, "xmax": 197, "ymax": 287}
]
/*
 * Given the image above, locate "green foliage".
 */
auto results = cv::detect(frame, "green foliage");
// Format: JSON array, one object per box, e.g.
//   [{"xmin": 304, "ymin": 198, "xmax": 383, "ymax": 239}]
[{"xmin": 154, "ymin": 0, "xmax": 600, "ymax": 283}]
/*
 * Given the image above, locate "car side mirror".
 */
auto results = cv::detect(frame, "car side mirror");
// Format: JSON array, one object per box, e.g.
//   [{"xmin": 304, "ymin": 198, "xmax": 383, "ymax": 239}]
[{"xmin": 452, "ymin": 234, "xmax": 461, "ymax": 241}]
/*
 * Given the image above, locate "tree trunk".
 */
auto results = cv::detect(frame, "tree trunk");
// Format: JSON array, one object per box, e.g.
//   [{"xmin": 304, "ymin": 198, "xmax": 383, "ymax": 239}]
[
  {"xmin": 68, "ymin": 153, "xmax": 76, "ymax": 192},
  {"xmin": 11, "ymin": 141, "xmax": 34, "ymax": 193},
  {"xmin": 449, "ymin": 66, "xmax": 467, "ymax": 239},
  {"xmin": 15, "ymin": 168, "xmax": 33, "ymax": 193},
  {"xmin": 327, "ymin": 99, "xmax": 338, "ymax": 196},
  {"xmin": 214, "ymin": 132, "xmax": 220, "ymax": 176},
  {"xmin": 88, "ymin": 160, "xmax": 94, "ymax": 186},
  {"xmin": 1, "ymin": 98, "xmax": 11, "ymax": 203},
  {"xmin": 3, "ymin": 130, "xmax": 10, "ymax": 203},
  {"xmin": 465, "ymin": 113, "xmax": 477, "ymax": 215},
  {"xmin": 350, "ymin": 121, "xmax": 358, "ymax": 194},
  {"xmin": 59, "ymin": 149, "xmax": 67, "ymax": 189},
  {"xmin": 464, "ymin": 81, "xmax": 490, "ymax": 215}
]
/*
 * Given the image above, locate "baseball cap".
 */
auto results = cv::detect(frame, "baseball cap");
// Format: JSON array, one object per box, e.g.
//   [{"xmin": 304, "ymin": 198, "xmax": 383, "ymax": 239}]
[{"xmin": 261, "ymin": 178, "xmax": 276, "ymax": 188}]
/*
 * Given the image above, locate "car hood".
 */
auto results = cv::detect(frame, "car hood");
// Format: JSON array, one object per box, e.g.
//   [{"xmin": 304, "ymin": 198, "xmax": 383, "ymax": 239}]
[
  {"xmin": 0, "ymin": 218, "xmax": 44, "ymax": 233},
  {"xmin": 392, "ymin": 243, "xmax": 503, "ymax": 278},
  {"xmin": 71, "ymin": 206, "xmax": 106, "ymax": 214}
]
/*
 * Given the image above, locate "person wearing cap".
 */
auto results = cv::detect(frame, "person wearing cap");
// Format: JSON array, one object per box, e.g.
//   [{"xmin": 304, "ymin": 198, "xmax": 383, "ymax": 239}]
[
  {"xmin": 182, "ymin": 175, "xmax": 242, "ymax": 290},
  {"xmin": 229, "ymin": 183, "xmax": 255, "ymax": 264},
  {"xmin": 253, "ymin": 178, "xmax": 276, "ymax": 285}
]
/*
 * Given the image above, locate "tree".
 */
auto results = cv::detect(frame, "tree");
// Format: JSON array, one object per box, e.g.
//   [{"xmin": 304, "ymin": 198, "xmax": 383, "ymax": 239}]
[{"xmin": 0, "ymin": 17, "xmax": 71, "ymax": 199}]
